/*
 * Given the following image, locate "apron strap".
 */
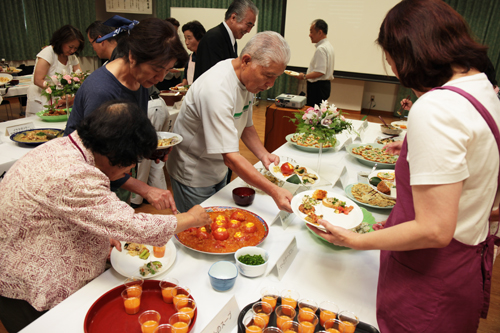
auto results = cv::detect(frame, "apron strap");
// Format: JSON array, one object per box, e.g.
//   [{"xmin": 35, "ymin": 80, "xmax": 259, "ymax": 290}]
[{"xmin": 432, "ymin": 86, "xmax": 500, "ymax": 318}]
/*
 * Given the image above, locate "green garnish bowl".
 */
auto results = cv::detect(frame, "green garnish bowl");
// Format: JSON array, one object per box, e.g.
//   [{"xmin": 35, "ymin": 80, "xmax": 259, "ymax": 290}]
[{"xmin": 234, "ymin": 246, "xmax": 269, "ymax": 277}]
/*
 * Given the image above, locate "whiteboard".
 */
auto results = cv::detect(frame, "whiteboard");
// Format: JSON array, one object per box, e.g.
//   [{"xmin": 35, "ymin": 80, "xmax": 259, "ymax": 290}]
[
  {"xmin": 171, "ymin": 7, "xmax": 258, "ymax": 55},
  {"xmin": 284, "ymin": 0, "xmax": 399, "ymax": 77}
]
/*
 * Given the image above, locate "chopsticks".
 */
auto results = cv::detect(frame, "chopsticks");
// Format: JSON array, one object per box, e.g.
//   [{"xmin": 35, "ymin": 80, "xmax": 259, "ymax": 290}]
[{"xmin": 396, "ymin": 95, "xmax": 411, "ymax": 116}]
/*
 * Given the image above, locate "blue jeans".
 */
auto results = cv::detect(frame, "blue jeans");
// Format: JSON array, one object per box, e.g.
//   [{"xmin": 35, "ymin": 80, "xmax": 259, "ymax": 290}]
[{"xmin": 170, "ymin": 174, "xmax": 228, "ymax": 213}]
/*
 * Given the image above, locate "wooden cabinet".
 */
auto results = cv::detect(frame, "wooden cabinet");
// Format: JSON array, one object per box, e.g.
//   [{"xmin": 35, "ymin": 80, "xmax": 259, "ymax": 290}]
[{"xmin": 264, "ymin": 104, "xmax": 307, "ymax": 153}]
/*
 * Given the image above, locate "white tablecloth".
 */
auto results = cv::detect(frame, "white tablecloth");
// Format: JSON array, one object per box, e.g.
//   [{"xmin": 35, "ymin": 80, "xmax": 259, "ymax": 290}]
[
  {"xmin": 0, "ymin": 75, "xmax": 31, "ymax": 98},
  {"xmin": 18, "ymin": 119, "xmax": 395, "ymax": 332}
]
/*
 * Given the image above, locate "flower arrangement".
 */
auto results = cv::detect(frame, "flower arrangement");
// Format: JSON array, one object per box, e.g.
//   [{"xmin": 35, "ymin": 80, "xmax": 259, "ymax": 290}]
[
  {"xmin": 41, "ymin": 70, "xmax": 89, "ymax": 111},
  {"xmin": 290, "ymin": 100, "xmax": 354, "ymax": 147}
]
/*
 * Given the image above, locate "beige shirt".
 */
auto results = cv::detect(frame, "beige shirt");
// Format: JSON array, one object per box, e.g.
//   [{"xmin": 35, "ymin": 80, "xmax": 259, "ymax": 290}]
[{"xmin": 307, "ymin": 38, "xmax": 335, "ymax": 82}]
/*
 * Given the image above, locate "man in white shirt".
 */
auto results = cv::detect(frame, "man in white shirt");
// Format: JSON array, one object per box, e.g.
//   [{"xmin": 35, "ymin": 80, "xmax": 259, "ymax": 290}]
[
  {"xmin": 167, "ymin": 31, "xmax": 293, "ymax": 214},
  {"xmin": 298, "ymin": 19, "xmax": 335, "ymax": 107}
]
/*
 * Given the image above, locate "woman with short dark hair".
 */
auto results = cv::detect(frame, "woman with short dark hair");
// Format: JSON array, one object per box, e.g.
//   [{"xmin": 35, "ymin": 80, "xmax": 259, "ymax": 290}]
[
  {"xmin": 0, "ymin": 101, "xmax": 210, "ymax": 332},
  {"xmin": 310, "ymin": 0, "xmax": 500, "ymax": 331},
  {"xmin": 65, "ymin": 17, "xmax": 189, "ymax": 209},
  {"xmin": 177, "ymin": 20, "xmax": 206, "ymax": 86},
  {"xmin": 26, "ymin": 24, "xmax": 84, "ymax": 116}
]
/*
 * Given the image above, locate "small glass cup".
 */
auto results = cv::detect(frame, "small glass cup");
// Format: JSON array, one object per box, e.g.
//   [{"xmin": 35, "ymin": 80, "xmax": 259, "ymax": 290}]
[
  {"xmin": 338, "ymin": 311, "xmax": 359, "ymax": 333},
  {"xmin": 260, "ymin": 286, "xmax": 280, "ymax": 311},
  {"xmin": 154, "ymin": 324, "xmax": 173, "ymax": 333},
  {"xmin": 169, "ymin": 312, "xmax": 192, "ymax": 333},
  {"xmin": 298, "ymin": 299, "xmax": 318, "ymax": 322},
  {"xmin": 153, "ymin": 245, "xmax": 166, "ymax": 258},
  {"xmin": 281, "ymin": 321, "xmax": 300, "ymax": 333},
  {"xmin": 124, "ymin": 276, "xmax": 144, "ymax": 291},
  {"xmin": 275, "ymin": 305, "xmax": 296, "ymax": 330},
  {"xmin": 159, "ymin": 277, "xmax": 179, "ymax": 303},
  {"xmin": 263, "ymin": 327, "xmax": 283, "ymax": 333},
  {"xmin": 138, "ymin": 310, "xmax": 161, "ymax": 333},
  {"xmin": 280, "ymin": 289, "xmax": 300, "ymax": 309},
  {"xmin": 252, "ymin": 301, "xmax": 273, "ymax": 327},
  {"xmin": 324, "ymin": 319, "xmax": 346, "ymax": 333},
  {"xmin": 121, "ymin": 287, "xmax": 142, "ymax": 315},
  {"xmin": 172, "ymin": 286, "xmax": 191, "ymax": 309},
  {"xmin": 243, "ymin": 311, "xmax": 267, "ymax": 333},
  {"xmin": 319, "ymin": 301, "xmax": 339, "ymax": 327},
  {"xmin": 298, "ymin": 313, "xmax": 318, "ymax": 333},
  {"xmin": 174, "ymin": 298, "xmax": 197, "ymax": 320}
]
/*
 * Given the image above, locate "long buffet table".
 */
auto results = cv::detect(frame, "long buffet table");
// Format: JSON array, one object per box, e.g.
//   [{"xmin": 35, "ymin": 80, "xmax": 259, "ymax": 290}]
[{"xmin": 10, "ymin": 118, "xmax": 393, "ymax": 332}]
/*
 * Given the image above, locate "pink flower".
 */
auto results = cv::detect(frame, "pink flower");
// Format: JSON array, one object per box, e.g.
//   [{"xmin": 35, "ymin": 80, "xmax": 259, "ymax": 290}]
[
  {"xmin": 45, "ymin": 87, "xmax": 52, "ymax": 94},
  {"xmin": 63, "ymin": 74, "xmax": 72, "ymax": 84},
  {"xmin": 73, "ymin": 77, "xmax": 80, "ymax": 82},
  {"xmin": 311, "ymin": 127, "xmax": 315, "ymax": 130},
  {"xmin": 341, "ymin": 115, "xmax": 346, "ymax": 121}
]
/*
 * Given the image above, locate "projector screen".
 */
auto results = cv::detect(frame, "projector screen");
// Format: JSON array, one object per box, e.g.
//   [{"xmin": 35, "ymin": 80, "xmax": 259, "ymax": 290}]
[{"xmin": 284, "ymin": 0, "xmax": 399, "ymax": 80}]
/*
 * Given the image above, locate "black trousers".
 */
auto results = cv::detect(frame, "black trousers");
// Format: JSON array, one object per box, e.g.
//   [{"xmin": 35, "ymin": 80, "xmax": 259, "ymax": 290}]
[
  {"xmin": 307, "ymin": 80, "xmax": 331, "ymax": 107},
  {"xmin": 0, "ymin": 296, "xmax": 47, "ymax": 333}
]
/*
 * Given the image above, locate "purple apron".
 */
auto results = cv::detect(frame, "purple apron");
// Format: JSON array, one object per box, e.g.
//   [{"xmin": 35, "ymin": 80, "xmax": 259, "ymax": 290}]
[{"xmin": 376, "ymin": 86, "xmax": 500, "ymax": 332}]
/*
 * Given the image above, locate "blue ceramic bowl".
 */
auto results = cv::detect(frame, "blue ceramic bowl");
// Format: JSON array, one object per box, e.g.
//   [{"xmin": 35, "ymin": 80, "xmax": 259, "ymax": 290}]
[{"xmin": 208, "ymin": 261, "xmax": 238, "ymax": 291}]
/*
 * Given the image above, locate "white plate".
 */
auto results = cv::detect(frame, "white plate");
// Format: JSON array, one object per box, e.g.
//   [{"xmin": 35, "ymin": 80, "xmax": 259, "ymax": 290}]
[
  {"xmin": 0, "ymin": 73, "xmax": 13, "ymax": 86},
  {"xmin": 375, "ymin": 135, "xmax": 404, "ymax": 145},
  {"xmin": 110, "ymin": 241, "xmax": 176, "ymax": 278},
  {"xmin": 157, "ymin": 132, "xmax": 183, "ymax": 149},
  {"xmin": 368, "ymin": 169, "xmax": 397, "ymax": 199},
  {"xmin": 284, "ymin": 70, "xmax": 300, "ymax": 77},
  {"xmin": 269, "ymin": 159, "xmax": 320, "ymax": 186},
  {"xmin": 291, "ymin": 190, "xmax": 364, "ymax": 231},
  {"xmin": 391, "ymin": 121, "xmax": 408, "ymax": 130}
]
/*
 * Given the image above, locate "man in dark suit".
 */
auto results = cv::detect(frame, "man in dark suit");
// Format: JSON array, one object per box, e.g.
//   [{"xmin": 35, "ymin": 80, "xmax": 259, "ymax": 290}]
[{"xmin": 193, "ymin": 0, "xmax": 258, "ymax": 81}]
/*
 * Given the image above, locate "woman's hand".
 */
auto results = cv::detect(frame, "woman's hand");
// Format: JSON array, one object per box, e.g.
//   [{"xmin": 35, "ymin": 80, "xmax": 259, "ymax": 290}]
[
  {"xmin": 54, "ymin": 96, "xmax": 75, "ymax": 108},
  {"xmin": 384, "ymin": 141, "xmax": 403, "ymax": 155},
  {"xmin": 175, "ymin": 205, "xmax": 211, "ymax": 232},
  {"xmin": 108, "ymin": 238, "xmax": 122, "ymax": 260},
  {"xmin": 144, "ymin": 188, "xmax": 177, "ymax": 213},
  {"xmin": 309, "ymin": 219, "xmax": 358, "ymax": 247},
  {"xmin": 400, "ymin": 98, "xmax": 413, "ymax": 111}
]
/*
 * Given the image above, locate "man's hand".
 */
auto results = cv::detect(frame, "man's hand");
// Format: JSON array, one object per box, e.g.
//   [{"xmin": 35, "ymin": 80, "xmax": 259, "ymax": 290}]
[
  {"xmin": 144, "ymin": 187, "xmax": 178, "ymax": 213},
  {"xmin": 261, "ymin": 153, "xmax": 280, "ymax": 170},
  {"xmin": 270, "ymin": 187, "xmax": 293, "ymax": 213}
]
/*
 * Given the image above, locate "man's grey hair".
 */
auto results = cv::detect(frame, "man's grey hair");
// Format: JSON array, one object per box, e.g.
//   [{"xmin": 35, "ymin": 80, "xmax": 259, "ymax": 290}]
[
  {"xmin": 240, "ymin": 31, "xmax": 291, "ymax": 67},
  {"xmin": 225, "ymin": 0, "xmax": 259, "ymax": 22}
]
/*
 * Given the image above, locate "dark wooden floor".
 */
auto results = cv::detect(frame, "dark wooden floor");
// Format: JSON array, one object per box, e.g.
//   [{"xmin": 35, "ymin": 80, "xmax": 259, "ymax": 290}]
[{"xmin": 1, "ymin": 99, "xmax": 499, "ymax": 332}]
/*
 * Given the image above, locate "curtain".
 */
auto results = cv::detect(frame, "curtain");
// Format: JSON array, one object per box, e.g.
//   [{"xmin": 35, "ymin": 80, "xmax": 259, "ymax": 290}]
[
  {"xmin": 155, "ymin": 0, "xmax": 296, "ymax": 100},
  {"xmin": 393, "ymin": 0, "xmax": 500, "ymax": 114},
  {"xmin": 0, "ymin": 0, "xmax": 95, "ymax": 61}
]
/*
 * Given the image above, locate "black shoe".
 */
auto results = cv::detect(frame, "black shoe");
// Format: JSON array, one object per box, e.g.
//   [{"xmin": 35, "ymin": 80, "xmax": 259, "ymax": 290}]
[
  {"xmin": 19, "ymin": 111, "xmax": 25, "ymax": 117},
  {"xmin": 130, "ymin": 202, "xmax": 142, "ymax": 209}
]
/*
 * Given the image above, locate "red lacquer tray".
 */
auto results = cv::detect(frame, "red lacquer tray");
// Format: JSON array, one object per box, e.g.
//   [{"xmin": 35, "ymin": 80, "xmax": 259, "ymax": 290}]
[{"xmin": 84, "ymin": 280, "xmax": 197, "ymax": 333}]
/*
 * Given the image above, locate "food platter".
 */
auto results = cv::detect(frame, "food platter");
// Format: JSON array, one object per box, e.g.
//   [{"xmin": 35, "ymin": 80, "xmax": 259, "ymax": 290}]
[
  {"xmin": 375, "ymin": 135, "xmax": 404, "ymax": 145},
  {"xmin": 5, "ymin": 67, "xmax": 21, "ymax": 74},
  {"xmin": 344, "ymin": 183, "xmax": 395, "ymax": 210},
  {"xmin": 368, "ymin": 169, "xmax": 397, "ymax": 200},
  {"xmin": 291, "ymin": 190, "xmax": 364, "ymax": 231},
  {"xmin": 391, "ymin": 120, "xmax": 408, "ymax": 130},
  {"xmin": 157, "ymin": 132, "xmax": 183, "ymax": 149},
  {"xmin": 110, "ymin": 241, "xmax": 176, "ymax": 279},
  {"xmin": 36, "ymin": 109, "xmax": 70, "ymax": 122},
  {"xmin": 0, "ymin": 73, "xmax": 13, "ymax": 86},
  {"xmin": 269, "ymin": 160, "xmax": 320, "ymax": 186},
  {"xmin": 169, "ymin": 86, "xmax": 189, "ymax": 93},
  {"xmin": 175, "ymin": 206, "xmax": 269, "ymax": 255},
  {"xmin": 285, "ymin": 133, "xmax": 337, "ymax": 153},
  {"xmin": 84, "ymin": 280, "xmax": 196, "ymax": 333},
  {"xmin": 10, "ymin": 128, "xmax": 63, "ymax": 146},
  {"xmin": 346, "ymin": 143, "xmax": 398, "ymax": 169},
  {"xmin": 284, "ymin": 70, "xmax": 300, "ymax": 77}
]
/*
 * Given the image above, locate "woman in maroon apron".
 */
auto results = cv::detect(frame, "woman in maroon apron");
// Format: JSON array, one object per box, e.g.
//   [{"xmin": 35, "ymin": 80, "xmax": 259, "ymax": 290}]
[{"xmin": 311, "ymin": 0, "xmax": 500, "ymax": 331}]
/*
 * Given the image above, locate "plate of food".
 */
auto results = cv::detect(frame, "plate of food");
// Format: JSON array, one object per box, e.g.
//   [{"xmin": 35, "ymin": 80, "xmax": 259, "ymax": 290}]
[
  {"xmin": 284, "ymin": 70, "xmax": 300, "ymax": 77},
  {"xmin": 10, "ymin": 128, "xmax": 63, "ymax": 146},
  {"xmin": 84, "ymin": 280, "xmax": 196, "ymax": 333},
  {"xmin": 376, "ymin": 135, "xmax": 404, "ymax": 145},
  {"xmin": 0, "ymin": 73, "xmax": 13, "ymax": 86},
  {"xmin": 36, "ymin": 109, "xmax": 70, "ymax": 122},
  {"xmin": 344, "ymin": 183, "xmax": 395, "ymax": 209},
  {"xmin": 291, "ymin": 189, "xmax": 364, "ymax": 231},
  {"xmin": 245, "ymin": 167, "xmax": 285, "ymax": 193},
  {"xmin": 347, "ymin": 143, "xmax": 398, "ymax": 168},
  {"xmin": 110, "ymin": 240, "xmax": 176, "ymax": 279},
  {"xmin": 269, "ymin": 159, "xmax": 320, "ymax": 186},
  {"xmin": 157, "ymin": 132, "xmax": 182, "ymax": 149},
  {"xmin": 169, "ymin": 85, "xmax": 189, "ymax": 93},
  {"xmin": 175, "ymin": 206, "xmax": 269, "ymax": 254},
  {"xmin": 5, "ymin": 67, "xmax": 21, "ymax": 74},
  {"xmin": 285, "ymin": 133, "xmax": 337, "ymax": 153},
  {"xmin": 368, "ymin": 169, "xmax": 397, "ymax": 200},
  {"xmin": 391, "ymin": 120, "xmax": 408, "ymax": 130}
]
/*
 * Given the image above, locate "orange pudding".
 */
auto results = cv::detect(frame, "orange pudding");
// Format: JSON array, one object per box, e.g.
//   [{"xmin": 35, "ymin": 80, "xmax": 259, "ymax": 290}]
[
  {"xmin": 141, "ymin": 320, "xmax": 159, "ymax": 333},
  {"xmin": 320, "ymin": 310, "xmax": 337, "ymax": 327},
  {"xmin": 172, "ymin": 321, "xmax": 189, "ymax": 333},
  {"xmin": 261, "ymin": 296, "xmax": 277, "ymax": 310},
  {"xmin": 281, "ymin": 297, "xmax": 297, "ymax": 309},
  {"xmin": 123, "ymin": 297, "xmax": 140, "ymax": 315},
  {"xmin": 162, "ymin": 287, "xmax": 176, "ymax": 303},
  {"xmin": 298, "ymin": 321, "xmax": 315, "ymax": 333}
]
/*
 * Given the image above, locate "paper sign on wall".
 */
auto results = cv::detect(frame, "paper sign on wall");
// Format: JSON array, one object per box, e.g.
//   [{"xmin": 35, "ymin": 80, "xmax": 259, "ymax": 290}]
[
  {"xmin": 106, "ymin": 0, "xmax": 152, "ymax": 14},
  {"xmin": 5, "ymin": 122, "xmax": 34, "ymax": 136},
  {"xmin": 201, "ymin": 295, "xmax": 239, "ymax": 333},
  {"xmin": 266, "ymin": 236, "xmax": 298, "ymax": 280}
]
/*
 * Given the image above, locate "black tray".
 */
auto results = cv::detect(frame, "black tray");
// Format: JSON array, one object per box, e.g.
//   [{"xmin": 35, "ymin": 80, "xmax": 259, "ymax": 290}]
[{"xmin": 237, "ymin": 298, "xmax": 379, "ymax": 333}]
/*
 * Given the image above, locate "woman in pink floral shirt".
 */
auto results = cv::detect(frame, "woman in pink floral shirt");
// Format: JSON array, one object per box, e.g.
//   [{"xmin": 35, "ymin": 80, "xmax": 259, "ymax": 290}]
[{"xmin": 0, "ymin": 101, "xmax": 210, "ymax": 332}]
